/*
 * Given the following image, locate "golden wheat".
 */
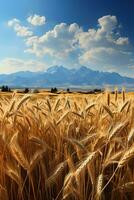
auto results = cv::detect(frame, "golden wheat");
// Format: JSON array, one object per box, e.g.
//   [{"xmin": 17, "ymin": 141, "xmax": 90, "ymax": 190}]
[{"xmin": 0, "ymin": 91, "xmax": 133, "ymax": 200}]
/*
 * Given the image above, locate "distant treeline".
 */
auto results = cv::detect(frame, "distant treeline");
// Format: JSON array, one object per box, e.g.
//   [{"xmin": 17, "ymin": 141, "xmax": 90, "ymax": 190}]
[
  {"xmin": 1, "ymin": 85, "xmax": 11, "ymax": 92},
  {"xmin": 0, "ymin": 86, "xmax": 30, "ymax": 93},
  {"xmin": 0, "ymin": 85, "xmax": 106, "ymax": 94}
]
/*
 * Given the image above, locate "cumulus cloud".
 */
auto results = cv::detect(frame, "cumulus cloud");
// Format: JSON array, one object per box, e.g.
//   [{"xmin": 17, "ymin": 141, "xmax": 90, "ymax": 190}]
[
  {"xmin": 98, "ymin": 15, "xmax": 118, "ymax": 33},
  {"xmin": 8, "ymin": 18, "xmax": 33, "ymax": 37},
  {"xmin": 25, "ymin": 15, "xmax": 132, "ymax": 71},
  {"xmin": 0, "ymin": 58, "xmax": 46, "ymax": 74},
  {"xmin": 7, "ymin": 15, "xmax": 134, "ymax": 76},
  {"xmin": 27, "ymin": 14, "xmax": 46, "ymax": 26},
  {"xmin": 25, "ymin": 23, "xmax": 82, "ymax": 67},
  {"xmin": 75, "ymin": 15, "xmax": 133, "ymax": 74},
  {"xmin": 115, "ymin": 37, "xmax": 129, "ymax": 45},
  {"xmin": 76, "ymin": 15, "xmax": 129, "ymax": 50}
]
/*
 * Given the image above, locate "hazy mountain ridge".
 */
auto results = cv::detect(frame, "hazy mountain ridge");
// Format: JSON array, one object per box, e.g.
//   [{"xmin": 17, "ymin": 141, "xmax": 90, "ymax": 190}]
[{"xmin": 0, "ymin": 66, "xmax": 134, "ymax": 88}]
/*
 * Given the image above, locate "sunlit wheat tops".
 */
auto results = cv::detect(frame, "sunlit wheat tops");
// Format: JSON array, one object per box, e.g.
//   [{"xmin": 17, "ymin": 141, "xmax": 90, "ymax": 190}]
[
  {"xmin": 0, "ymin": 90, "xmax": 134, "ymax": 200},
  {"xmin": 114, "ymin": 87, "xmax": 118, "ymax": 102}
]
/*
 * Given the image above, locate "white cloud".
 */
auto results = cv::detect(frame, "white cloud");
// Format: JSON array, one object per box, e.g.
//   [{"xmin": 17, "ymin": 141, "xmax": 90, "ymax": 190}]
[
  {"xmin": 25, "ymin": 23, "xmax": 82, "ymax": 67},
  {"xmin": 76, "ymin": 15, "xmax": 129, "ymax": 50},
  {"xmin": 8, "ymin": 18, "xmax": 33, "ymax": 37},
  {"xmin": 98, "ymin": 15, "xmax": 117, "ymax": 33},
  {"xmin": 79, "ymin": 47, "xmax": 131, "ymax": 66},
  {"xmin": 25, "ymin": 15, "xmax": 129, "ymax": 59},
  {"xmin": 27, "ymin": 14, "xmax": 46, "ymax": 26},
  {"xmin": 7, "ymin": 15, "xmax": 134, "ymax": 76},
  {"xmin": 115, "ymin": 37, "xmax": 129, "ymax": 45},
  {"xmin": 75, "ymin": 15, "xmax": 133, "ymax": 74},
  {"xmin": 8, "ymin": 18, "xmax": 20, "ymax": 27},
  {"xmin": 0, "ymin": 58, "xmax": 46, "ymax": 74},
  {"xmin": 25, "ymin": 15, "xmax": 132, "ymax": 72}
]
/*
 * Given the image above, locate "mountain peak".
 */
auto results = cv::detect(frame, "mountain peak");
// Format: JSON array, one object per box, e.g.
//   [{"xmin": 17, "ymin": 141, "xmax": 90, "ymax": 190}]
[
  {"xmin": 79, "ymin": 66, "xmax": 92, "ymax": 72},
  {"xmin": 47, "ymin": 66, "xmax": 68, "ymax": 74},
  {"xmin": 0, "ymin": 65, "xmax": 133, "ymax": 87}
]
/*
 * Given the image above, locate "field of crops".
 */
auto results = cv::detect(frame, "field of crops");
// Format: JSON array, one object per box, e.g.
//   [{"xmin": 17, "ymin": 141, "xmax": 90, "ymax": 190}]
[{"xmin": 0, "ymin": 91, "xmax": 134, "ymax": 200}]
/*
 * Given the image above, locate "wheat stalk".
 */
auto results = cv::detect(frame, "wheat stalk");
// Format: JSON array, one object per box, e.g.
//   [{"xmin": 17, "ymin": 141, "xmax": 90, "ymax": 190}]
[
  {"xmin": 128, "ymin": 128, "xmax": 134, "ymax": 144},
  {"xmin": 9, "ymin": 132, "xmax": 29, "ymax": 170},
  {"xmin": 16, "ymin": 95, "xmax": 31, "ymax": 111},
  {"xmin": 46, "ymin": 161, "xmax": 68, "ymax": 187},
  {"xmin": 103, "ymin": 105, "xmax": 113, "ymax": 118},
  {"xmin": 75, "ymin": 152, "xmax": 96, "ymax": 177},
  {"xmin": 56, "ymin": 111, "xmax": 70, "ymax": 125},
  {"xmin": 118, "ymin": 145, "xmax": 134, "ymax": 167},
  {"xmin": 109, "ymin": 120, "xmax": 129, "ymax": 140},
  {"xmin": 120, "ymin": 100, "xmax": 130, "ymax": 112},
  {"xmin": 4, "ymin": 162, "xmax": 22, "ymax": 185},
  {"xmin": 122, "ymin": 88, "xmax": 125, "ymax": 103},
  {"xmin": 96, "ymin": 174, "xmax": 103, "ymax": 199}
]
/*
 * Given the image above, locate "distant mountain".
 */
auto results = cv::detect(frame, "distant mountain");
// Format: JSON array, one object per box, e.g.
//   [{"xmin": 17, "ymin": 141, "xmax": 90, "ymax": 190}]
[{"xmin": 0, "ymin": 66, "xmax": 134, "ymax": 88}]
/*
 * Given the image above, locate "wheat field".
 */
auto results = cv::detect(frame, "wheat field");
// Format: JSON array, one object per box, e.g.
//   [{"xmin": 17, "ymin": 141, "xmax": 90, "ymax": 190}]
[{"xmin": 0, "ymin": 90, "xmax": 134, "ymax": 200}]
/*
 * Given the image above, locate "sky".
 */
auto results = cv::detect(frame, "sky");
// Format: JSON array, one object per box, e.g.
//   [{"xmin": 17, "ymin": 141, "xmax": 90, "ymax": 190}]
[{"xmin": 0, "ymin": 0, "xmax": 134, "ymax": 77}]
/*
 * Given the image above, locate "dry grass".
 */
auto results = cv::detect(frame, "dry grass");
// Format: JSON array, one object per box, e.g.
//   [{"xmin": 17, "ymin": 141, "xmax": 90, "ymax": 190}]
[{"xmin": 0, "ymin": 90, "xmax": 134, "ymax": 199}]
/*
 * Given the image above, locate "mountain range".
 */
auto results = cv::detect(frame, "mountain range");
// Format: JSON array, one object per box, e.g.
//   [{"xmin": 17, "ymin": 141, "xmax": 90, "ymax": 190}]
[{"xmin": 0, "ymin": 66, "xmax": 134, "ymax": 88}]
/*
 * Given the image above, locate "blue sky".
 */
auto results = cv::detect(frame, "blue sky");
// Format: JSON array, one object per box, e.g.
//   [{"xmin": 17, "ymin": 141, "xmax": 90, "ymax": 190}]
[{"xmin": 0, "ymin": 0, "xmax": 134, "ymax": 77}]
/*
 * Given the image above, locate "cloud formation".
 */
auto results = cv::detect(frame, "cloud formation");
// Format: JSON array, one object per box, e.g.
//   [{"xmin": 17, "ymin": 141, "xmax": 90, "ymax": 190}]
[
  {"xmin": 25, "ymin": 23, "xmax": 81, "ymax": 56},
  {"xmin": 27, "ymin": 14, "xmax": 46, "ymax": 26},
  {"xmin": 0, "ymin": 58, "xmax": 46, "ymax": 74},
  {"xmin": 77, "ymin": 15, "xmax": 129, "ymax": 50},
  {"xmin": 8, "ymin": 18, "xmax": 33, "ymax": 37},
  {"xmin": 7, "ymin": 14, "xmax": 134, "ymax": 76}
]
